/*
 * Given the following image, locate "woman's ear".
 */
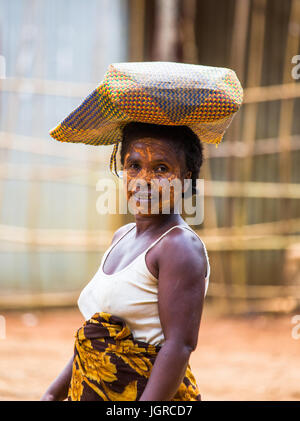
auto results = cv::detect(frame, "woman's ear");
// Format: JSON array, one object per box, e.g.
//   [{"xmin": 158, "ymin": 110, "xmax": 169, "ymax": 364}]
[{"xmin": 185, "ymin": 170, "xmax": 192, "ymax": 179}]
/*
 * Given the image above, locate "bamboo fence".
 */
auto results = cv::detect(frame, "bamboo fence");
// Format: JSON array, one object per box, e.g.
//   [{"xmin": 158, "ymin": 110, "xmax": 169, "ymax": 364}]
[{"xmin": 0, "ymin": 0, "xmax": 299, "ymax": 314}]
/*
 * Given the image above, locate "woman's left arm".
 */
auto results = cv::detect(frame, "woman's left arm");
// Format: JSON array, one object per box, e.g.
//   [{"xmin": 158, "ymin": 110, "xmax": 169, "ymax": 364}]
[{"xmin": 139, "ymin": 231, "xmax": 207, "ymax": 401}]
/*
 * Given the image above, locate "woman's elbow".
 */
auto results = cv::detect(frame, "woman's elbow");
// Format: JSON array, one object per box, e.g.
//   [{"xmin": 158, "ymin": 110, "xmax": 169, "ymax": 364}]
[{"xmin": 164, "ymin": 338, "xmax": 197, "ymax": 358}]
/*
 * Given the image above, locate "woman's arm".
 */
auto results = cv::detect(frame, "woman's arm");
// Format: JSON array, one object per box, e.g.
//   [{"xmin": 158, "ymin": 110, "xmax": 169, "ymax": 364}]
[
  {"xmin": 41, "ymin": 355, "xmax": 74, "ymax": 401},
  {"xmin": 139, "ymin": 230, "xmax": 207, "ymax": 401}
]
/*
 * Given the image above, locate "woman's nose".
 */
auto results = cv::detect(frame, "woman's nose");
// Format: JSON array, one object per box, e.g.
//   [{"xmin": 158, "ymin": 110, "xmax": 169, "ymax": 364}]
[
  {"xmin": 138, "ymin": 168, "xmax": 153, "ymax": 183},
  {"xmin": 132, "ymin": 169, "xmax": 153, "ymax": 193}
]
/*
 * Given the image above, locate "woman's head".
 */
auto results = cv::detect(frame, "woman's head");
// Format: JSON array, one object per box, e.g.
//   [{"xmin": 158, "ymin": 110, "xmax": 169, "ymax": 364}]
[
  {"xmin": 121, "ymin": 122, "xmax": 203, "ymax": 190},
  {"xmin": 119, "ymin": 122, "xmax": 204, "ymax": 214}
]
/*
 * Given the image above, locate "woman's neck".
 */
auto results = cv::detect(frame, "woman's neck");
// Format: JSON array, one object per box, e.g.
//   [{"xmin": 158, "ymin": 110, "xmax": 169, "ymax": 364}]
[{"xmin": 134, "ymin": 213, "xmax": 185, "ymax": 236}]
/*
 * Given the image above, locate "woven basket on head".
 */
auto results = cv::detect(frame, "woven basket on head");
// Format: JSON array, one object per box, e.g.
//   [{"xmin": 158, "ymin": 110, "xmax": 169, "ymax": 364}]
[{"xmin": 49, "ymin": 61, "xmax": 243, "ymax": 175}]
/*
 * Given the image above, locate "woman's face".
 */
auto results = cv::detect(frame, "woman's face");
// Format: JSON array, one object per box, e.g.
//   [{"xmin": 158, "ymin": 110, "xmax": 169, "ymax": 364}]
[{"xmin": 123, "ymin": 136, "xmax": 191, "ymax": 215}]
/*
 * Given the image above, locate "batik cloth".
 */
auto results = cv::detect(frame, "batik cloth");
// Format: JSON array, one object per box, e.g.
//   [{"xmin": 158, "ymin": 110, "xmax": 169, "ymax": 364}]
[{"xmin": 68, "ymin": 312, "xmax": 201, "ymax": 401}]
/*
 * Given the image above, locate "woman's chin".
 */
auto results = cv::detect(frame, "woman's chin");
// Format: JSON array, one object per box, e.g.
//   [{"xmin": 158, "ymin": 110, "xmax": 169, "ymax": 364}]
[{"xmin": 135, "ymin": 202, "xmax": 179, "ymax": 216}]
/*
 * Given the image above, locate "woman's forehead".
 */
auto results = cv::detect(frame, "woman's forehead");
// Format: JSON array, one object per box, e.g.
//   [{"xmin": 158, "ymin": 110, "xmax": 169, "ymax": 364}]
[{"xmin": 124, "ymin": 136, "xmax": 179, "ymax": 159}]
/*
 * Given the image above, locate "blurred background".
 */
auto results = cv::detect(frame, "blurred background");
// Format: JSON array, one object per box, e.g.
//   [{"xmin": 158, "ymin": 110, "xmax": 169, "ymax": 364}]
[{"xmin": 0, "ymin": 0, "xmax": 300, "ymax": 401}]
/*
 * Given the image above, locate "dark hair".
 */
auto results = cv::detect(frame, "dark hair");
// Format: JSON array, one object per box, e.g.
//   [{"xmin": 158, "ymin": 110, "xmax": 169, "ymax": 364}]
[{"xmin": 120, "ymin": 122, "xmax": 204, "ymax": 196}]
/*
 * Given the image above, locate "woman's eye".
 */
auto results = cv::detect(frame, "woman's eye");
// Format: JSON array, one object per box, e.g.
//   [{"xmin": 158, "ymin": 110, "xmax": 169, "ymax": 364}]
[
  {"xmin": 128, "ymin": 163, "xmax": 140, "ymax": 170},
  {"xmin": 156, "ymin": 165, "xmax": 167, "ymax": 172}
]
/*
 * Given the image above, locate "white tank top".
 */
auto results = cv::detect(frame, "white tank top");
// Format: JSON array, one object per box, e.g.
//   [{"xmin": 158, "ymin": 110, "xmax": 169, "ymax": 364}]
[{"xmin": 78, "ymin": 224, "xmax": 210, "ymax": 346}]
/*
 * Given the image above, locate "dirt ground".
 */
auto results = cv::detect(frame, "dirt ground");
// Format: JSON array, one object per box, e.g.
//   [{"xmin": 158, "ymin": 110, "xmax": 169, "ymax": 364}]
[{"xmin": 0, "ymin": 307, "xmax": 299, "ymax": 401}]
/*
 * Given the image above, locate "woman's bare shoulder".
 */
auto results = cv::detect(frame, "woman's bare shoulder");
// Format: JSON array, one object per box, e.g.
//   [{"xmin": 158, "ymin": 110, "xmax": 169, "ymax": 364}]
[
  {"xmin": 159, "ymin": 225, "xmax": 205, "ymax": 252},
  {"xmin": 110, "ymin": 222, "xmax": 136, "ymax": 245},
  {"xmin": 156, "ymin": 226, "xmax": 207, "ymax": 274}
]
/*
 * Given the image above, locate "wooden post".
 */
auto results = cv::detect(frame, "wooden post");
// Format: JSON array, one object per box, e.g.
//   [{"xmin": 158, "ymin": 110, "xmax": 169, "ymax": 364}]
[
  {"xmin": 152, "ymin": 0, "xmax": 179, "ymax": 61},
  {"xmin": 278, "ymin": 0, "xmax": 300, "ymax": 221},
  {"xmin": 128, "ymin": 0, "xmax": 146, "ymax": 61},
  {"xmin": 181, "ymin": 0, "xmax": 198, "ymax": 64},
  {"xmin": 233, "ymin": 0, "xmax": 267, "ymax": 309},
  {"xmin": 278, "ymin": 0, "xmax": 300, "ymax": 284},
  {"xmin": 227, "ymin": 0, "xmax": 251, "ymax": 305}
]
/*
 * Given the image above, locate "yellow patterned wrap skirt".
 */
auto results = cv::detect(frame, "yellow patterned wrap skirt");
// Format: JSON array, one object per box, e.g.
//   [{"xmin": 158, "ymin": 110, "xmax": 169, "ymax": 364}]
[{"xmin": 68, "ymin": 312, "xmax": 201, "ymax": 401}]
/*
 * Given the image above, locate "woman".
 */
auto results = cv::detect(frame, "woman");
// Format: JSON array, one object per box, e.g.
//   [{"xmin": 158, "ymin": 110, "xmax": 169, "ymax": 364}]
[
  {"xmin": 42, "ymin": 62, "xmax": 242, "ymax": 400},
  {"xmin": 41, "ymin": 122, "xmax": 209, "ymax": 401}
]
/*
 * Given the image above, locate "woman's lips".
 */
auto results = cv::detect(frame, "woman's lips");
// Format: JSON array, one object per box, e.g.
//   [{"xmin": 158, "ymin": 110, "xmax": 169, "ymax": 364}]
[
  {"xmin": 133, "ymin": 191, "xmax": 153, "ymax": 201},
  {"xmin": 132, "ymin": 188, "xmax": 163, "ymax": 202}
]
